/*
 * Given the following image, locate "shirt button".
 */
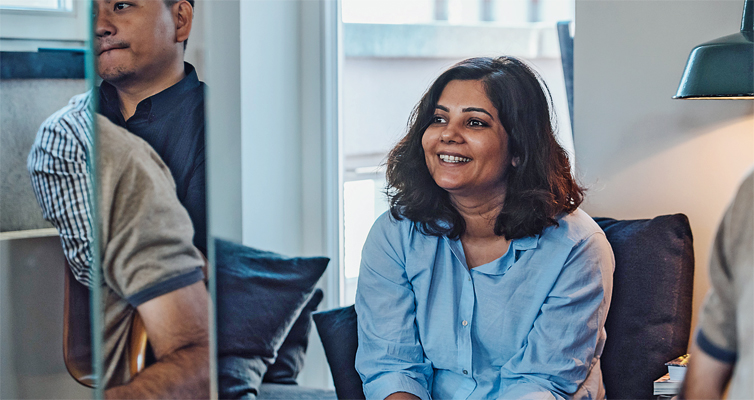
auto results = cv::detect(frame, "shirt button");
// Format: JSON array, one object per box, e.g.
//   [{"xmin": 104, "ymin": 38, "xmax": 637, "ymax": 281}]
[
  {"xmin": 462, "ymin": 320, "xmax": 468, "ymax": 326},
  {"xmin": 463, "ymin": 370, "xmax": 468, "ymax": 375}
]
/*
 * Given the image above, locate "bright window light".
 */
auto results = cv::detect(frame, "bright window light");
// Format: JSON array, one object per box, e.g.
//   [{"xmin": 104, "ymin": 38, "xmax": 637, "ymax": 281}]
[
  {"xmin": 344, "ymin": 179, "xmax": 376, "ymax": 280},
  {"xmin": 0, "ymin": 0, "xmax": 71, "ymax": 11},
  {"xmin": 342, "ymin": 0, "xmax": 573, "ymax": 25},
  {"xmin": 342, "ymin": 0, "xmax": 436, "ymax": 24}
]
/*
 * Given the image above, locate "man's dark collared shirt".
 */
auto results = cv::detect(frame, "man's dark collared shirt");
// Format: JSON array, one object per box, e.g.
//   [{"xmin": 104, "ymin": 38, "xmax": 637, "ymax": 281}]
[{"xmin": 98, "ymin": 62, "xmax": 206, "ymax": 255}]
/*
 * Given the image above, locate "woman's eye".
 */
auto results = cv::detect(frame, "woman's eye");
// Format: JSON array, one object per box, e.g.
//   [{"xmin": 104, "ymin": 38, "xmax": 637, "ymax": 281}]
[
  {"xmin": 432, "ymin": 115, "xmax": 446, "ymax": 124},
  {"xmin": 114, "ymin": 2, "xmax": 131, "ymax": 11},
  {"xmin": 468, "ymin": 119, "xmax": 487, "ymax": 127}
]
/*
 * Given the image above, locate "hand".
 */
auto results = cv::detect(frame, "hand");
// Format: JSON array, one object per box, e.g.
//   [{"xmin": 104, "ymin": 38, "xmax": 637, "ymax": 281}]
[{"xmin": 385, "ymin": 392, "xmax": 422, "ymax": 400}]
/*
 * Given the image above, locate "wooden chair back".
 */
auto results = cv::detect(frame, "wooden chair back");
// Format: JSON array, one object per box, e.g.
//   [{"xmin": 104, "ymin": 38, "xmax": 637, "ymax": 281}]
[{"xmin": 63, "ymin": 262, "xmax": 148, "ymax": 387}]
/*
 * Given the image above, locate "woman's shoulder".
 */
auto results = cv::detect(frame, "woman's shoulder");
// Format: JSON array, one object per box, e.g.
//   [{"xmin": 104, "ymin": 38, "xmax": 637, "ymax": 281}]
[
  {"xmin": 370, "ymin": 210, "xmax": 420, "ymax": 239},
  {"xmin": 366, "ymin": 210, "xmax": 439, "ymax": 252},
  {"xmin": 546, "ymin": 208, "xmax": 606, "ymax": 245}
]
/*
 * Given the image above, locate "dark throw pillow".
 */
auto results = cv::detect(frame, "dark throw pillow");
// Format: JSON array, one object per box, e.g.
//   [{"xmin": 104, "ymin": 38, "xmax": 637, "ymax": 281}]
[
  {"xmin": 594, "ymin": 215, "xmax": 694, "ymax": 399},
  {"xmin": 215, "ymin": 239, "xmax": 329, "ymax": 399},
  {"xmin": 312, "ymin": 305, "xmax": 365, "ymax": 400},
  {"xmin": 263, "ymin": 288, "xmax": 324, "ymax": 384}
]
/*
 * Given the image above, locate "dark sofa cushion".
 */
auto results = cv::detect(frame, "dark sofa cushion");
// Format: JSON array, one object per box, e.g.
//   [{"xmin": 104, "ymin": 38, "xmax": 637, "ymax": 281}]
[
  {"xmin": 313, "ymin": 305, "xmax": 365, "ymax": 400},
  {"xmin": 595, "ymin": 215, "xmax": 694, "ymax": 399},
  {"xmin": 263, "ymin": 288, "xmax": 324, "ymax": 384},
  {"xmin": 215, "ymin": 239, "xmax": 330, "ymax": 399},
  {"xmin": 258, "ymin": 383, "xmax": 337, "ymax": 400},
  {"xmin": 219, "ymin": 356, "xmax": 268, "ymax": 399}
]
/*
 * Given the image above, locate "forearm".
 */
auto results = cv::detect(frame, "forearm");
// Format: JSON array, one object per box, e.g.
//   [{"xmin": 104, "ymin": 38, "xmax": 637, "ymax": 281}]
[
  {"xmin": 104, "ymin": 341, "xmax": 209, "ymax": 399},
  {"xmin": 678, "ymin": 340, "xmax": 733, "ymax": 399}
]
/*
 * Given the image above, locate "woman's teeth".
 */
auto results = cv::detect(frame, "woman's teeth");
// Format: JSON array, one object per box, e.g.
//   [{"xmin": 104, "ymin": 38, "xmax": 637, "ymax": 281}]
[{"xmin": 439, "ymin": 154, "xmax": 471, "ymax": 163}]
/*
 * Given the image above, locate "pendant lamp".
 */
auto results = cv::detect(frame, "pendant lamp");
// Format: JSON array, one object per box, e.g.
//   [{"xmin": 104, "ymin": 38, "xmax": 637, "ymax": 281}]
[{"xmin": 674, "ymin": 0, "xmax": 754, "ymax": 99}]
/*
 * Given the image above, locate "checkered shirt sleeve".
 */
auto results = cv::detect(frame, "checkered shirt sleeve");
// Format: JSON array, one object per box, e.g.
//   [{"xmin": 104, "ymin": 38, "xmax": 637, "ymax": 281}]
[{"xmin": 27, "ymin": 91, "xmax": 95, "ymax": 286}]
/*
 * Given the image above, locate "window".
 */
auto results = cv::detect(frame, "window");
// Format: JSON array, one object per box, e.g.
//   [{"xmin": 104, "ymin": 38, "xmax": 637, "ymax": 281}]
[
  {"xmin": 0, "ymin": 0, "xmax": 72, "ymax": 12},
  {"xmin": 342, "ymin": 0, "xmax": 573, "ymax": 25},
  {"xmin": 0, "ymin": 0, "xmax": 87, "ymax": 43},
  {"xmin": 339, "ymin": 0, "xmax": 575, "ymax": 306}
]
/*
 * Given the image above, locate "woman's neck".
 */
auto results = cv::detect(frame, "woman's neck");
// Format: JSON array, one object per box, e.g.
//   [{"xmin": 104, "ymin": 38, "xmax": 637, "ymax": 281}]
[
  {"xmin": 451, "ymin": 192, "xmax": 512, "ymax": 269},
  {"xmin": 450, "ymin": 191, "xmax": 505, "ymax": 240}
]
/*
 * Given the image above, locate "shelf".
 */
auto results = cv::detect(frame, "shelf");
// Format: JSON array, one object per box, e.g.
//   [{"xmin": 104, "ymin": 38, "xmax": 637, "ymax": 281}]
[{"xmin": 0, "ymin": 228, "xmax": 58, "ymax": 241}]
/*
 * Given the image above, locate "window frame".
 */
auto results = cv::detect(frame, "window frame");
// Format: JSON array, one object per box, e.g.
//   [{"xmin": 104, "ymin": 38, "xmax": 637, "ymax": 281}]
[{"xmin": 0, "ymin": 0, "xmax": 88, "ymax": 42}]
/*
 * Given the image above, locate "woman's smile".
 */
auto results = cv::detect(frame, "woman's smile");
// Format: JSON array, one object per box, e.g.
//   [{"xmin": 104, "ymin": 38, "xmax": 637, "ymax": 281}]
[{"xmin": 422, "ymin": 79, "xmax": 512, "ymax": 199}]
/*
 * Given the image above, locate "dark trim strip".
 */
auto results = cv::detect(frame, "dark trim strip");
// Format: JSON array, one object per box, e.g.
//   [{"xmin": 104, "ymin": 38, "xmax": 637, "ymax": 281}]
[
  {"xmin": 1, "ymin": 50, "xmax": 85, "ymax": 79},
  {"xmin": 127, "ymin": 268, "xmax": 204, "ymax": 307},
  {"xmin": 697, "ymin": 330, "xmax": 738, "ymax": 364}
]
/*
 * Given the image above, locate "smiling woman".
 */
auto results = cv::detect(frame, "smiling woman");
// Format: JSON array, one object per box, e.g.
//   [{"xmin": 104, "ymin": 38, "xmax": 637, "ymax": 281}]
[
  {"xmin": 386, "ymin": 56, "xmax": 583, "ymax": 241},
  {"xmin": 354, "ymin": 56, "xmax": 614, "ymax": 400},
  {"xmin": 421, "ymin": 80, "xmax": 512, "ymax": 206}
]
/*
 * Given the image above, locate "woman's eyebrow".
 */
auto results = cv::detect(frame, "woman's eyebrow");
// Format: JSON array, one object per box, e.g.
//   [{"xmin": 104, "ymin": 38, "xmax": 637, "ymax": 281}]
[
  {"xmin": 462, "ymin": 107, "xmax": 493, "ymax": 118},
  {"xmin": 435, "ymin": 105, "xmax": 449, "ymax": 112}
]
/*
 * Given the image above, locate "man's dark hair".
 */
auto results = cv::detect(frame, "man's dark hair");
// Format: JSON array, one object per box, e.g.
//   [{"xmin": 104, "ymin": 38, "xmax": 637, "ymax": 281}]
[
  {"xmin": 386, "ymin": 56, "xmax": 584, "ymax": 240},
  {"xmin": 164, "ymin": 0, "xmax": 195, "ymax": 50}
]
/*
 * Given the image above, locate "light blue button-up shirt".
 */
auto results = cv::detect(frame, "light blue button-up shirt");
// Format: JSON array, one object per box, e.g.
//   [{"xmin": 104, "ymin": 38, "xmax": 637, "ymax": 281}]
[{"xmin": 355, "ymin": 209, "xmax": 614, "ymax": 400}]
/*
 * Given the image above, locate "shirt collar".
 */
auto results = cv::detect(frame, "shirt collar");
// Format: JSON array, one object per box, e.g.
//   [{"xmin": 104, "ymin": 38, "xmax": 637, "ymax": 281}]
[
  {"xmin": 444, "ymin": 233, "xmax": 540, "ymax": 274},
  {"xmin": 98, "ymin": 62, "xmax": 200, "ymax": 121},
  {"xmin": 511, "ymin": 234, "xmax": 540, "ymax": 251},
  {"xmin": 147, "ymin": 62, "xmax": 200, "ymax": 117}
]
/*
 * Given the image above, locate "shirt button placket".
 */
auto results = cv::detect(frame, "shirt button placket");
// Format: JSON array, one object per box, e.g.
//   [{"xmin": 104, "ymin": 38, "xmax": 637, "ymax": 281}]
[{"xmin": 459, "ymin": 272, "xmax": 473, "ymax": 382}]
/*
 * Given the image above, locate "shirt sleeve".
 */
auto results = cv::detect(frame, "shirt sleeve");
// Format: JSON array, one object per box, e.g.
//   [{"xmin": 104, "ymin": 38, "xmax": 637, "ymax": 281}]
[
  {"xmin": 98, "ymin": 119, "xmax": 205, "ymax": 306},
  {"xmin": 695, "ymin": 171, "xmax": 753, "ymax": 363},
  {"xmin": 183, "ymin": 149, "xmax": 207, "ymax": 256},
  {"xmin": 27, "ymin": 101, "xmax": 95, "ymax": 286},
  {"xmin": 695, "ymin": 228, "xmax": 738, "ymax": 363},
  {"xmin": 355, "ymin": 214, "xmax": 433, "ymax": 400},
  {"xmin": 499, "ymin": 232, "xmax": 614, "ymax": 398}
]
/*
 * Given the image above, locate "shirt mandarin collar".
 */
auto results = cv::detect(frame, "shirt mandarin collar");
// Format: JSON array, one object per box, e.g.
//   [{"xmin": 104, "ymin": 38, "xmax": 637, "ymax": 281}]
[
  {"xmin": 98, "ymin": 62, "xmax": 200, "ymax": 122},
  {"xmin": 148, "ymin": 63, "xmax": 200, "ymax": 118}
]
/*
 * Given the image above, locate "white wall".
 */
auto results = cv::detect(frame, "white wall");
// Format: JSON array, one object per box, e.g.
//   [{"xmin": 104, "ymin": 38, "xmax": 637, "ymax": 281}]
[
  {"xmin": 240, "ymin": 0, "xmax": 303, "ymax": 256},
  {"xmin": 207, "ymin": 0, "xmax": 339, "ymax": 389},
  {"xmin": 574, "ymin": 0, "xmax": 754, "ymax": 336},
  {"xmin": 205, "ymin": 0, "xmax": 242, "ymax": 244}
]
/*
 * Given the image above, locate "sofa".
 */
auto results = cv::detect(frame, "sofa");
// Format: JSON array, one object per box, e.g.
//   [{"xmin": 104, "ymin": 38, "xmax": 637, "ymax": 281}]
[
  {"xmin": 309, "ymin": 214, "xmax": 694, "ymax": 400},
  {"xmin": 219, "ymin": 214, "xmax": 693, "ymax": 399}
]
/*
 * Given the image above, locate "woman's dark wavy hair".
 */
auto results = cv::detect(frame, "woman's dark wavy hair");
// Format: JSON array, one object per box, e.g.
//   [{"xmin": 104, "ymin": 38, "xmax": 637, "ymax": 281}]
[{"xmin": 386, "ymin": 56, "xmax": 584, "ymax": 240}]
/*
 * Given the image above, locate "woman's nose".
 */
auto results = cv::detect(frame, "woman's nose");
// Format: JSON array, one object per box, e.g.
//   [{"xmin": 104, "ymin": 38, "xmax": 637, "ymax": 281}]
[{"xmin": 440, "ymin": 123, "xmax": 463, "ymax": 144}]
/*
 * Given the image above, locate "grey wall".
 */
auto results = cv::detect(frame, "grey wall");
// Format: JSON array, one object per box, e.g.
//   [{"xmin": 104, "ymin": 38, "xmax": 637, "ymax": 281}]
[
  {"xmin": 0, "ymin": 79, "xmax": 87, "ymax": 232},
  {"xmin": 0, "ymin": 236, "xmax": 93, "ymax": 399},
  {"xmin": 574, "ymin": 0, "xmax": 754, "ymax": 334},
  {"xmin": 0, "ymin": 78, "xmax": 91, "ymax": 397}
]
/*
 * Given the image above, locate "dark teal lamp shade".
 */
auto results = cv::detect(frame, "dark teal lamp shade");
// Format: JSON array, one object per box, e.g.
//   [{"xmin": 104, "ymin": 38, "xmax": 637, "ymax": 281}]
[{"xmin": 674, "ymin": 0, "xmax": 754, "ymax": 99}]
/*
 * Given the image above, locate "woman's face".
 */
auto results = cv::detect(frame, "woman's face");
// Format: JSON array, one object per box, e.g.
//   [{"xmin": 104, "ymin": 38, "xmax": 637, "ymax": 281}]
[{"xmin": 422, "ymin": 79, "xmax": 513, "ymax": 201}]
